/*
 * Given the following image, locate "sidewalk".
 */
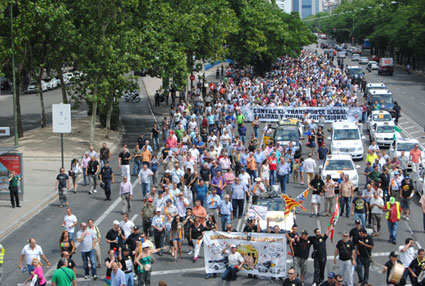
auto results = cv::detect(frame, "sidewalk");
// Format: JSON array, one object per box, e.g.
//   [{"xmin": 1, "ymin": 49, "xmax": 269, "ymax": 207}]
[
  {"xmin": 141, "ymin": 62, "xmax": 228, "ymax": 117},
  {"xmin": 0, "ymin": 117, "xmax": 121, "ymax": 240}
]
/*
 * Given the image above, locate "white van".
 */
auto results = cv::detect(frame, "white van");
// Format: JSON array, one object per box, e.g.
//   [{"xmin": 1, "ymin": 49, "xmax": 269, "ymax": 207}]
[{"xmin": 329, "ymin": 122, "xmax": 365, "ymax": 160}]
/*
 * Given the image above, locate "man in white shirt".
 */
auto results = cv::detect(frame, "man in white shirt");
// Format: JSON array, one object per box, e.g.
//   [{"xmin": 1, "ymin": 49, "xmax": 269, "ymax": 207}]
[
  {"xmin": 18, "ymin": 238, "xmax": 50, "ymax": 275},
  {"xmin": 77, "ymin": 222, "xmax": 97, "ymax": 280},
  {"xmin": 370, "ymin": 191, "xmax": 384, "ymax": 237},
  {"xmin": 303, "ymin": 153, "xmax": 317, "ymax": 186},
  {"xmin": 221, "ymin": 244, "xmax": 245, "ymax": 281},
  {"xmin": 119, "ymin": 213, "xmax": 135, "ymax": 239},
  {"xmin": 399, "ymin": 238, "xmax": 415, "ymax": 268},
  {"xmin": 238, "ymin": 169, "xmax": 251, "ymax": 189},
  {"xmin": 62, "ymin": 208, "xmax": 78, "ymax": 241}
]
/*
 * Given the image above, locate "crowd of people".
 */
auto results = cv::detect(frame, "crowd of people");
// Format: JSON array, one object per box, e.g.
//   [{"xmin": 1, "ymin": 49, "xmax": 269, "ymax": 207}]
[{"xmin": 9, "ymin": 50, "xmax": 425, "ymax": 286}]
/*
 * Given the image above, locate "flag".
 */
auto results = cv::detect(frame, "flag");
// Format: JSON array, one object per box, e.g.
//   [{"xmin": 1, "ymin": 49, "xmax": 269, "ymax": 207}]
[
  {"xmin": 327, "ymin": 197, "xmax": 340, "ymax": 242},
  {"xmin": 282, "ymin": 194, "xmax": 306, "ymax": 218},
  {"xmin": 296, "ymin": 188, "xmax": 310, "ymax": 204},
  {"xmin": 393, "ymin": 126, "xmax": 402, "ymax": 140}
]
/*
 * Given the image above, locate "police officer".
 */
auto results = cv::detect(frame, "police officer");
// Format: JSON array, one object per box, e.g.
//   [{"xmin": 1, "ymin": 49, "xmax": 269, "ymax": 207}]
[
  {"xmin": 309, "ymin": 226, "xmax": 333, "ymax": 286},
  {"xmin": 393, "ymin": 101, "xmax": 401, "ymax": 125},
  {"xmin": 100, "ymin": 161, "xmax": 115, "ymax": 201}
]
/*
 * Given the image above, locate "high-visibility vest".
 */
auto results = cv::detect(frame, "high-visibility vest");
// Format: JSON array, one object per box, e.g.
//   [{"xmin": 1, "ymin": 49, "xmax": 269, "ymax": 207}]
[
  {"xmin": 0, "ymin": 243, "xmax": 4, "ymax": 264},
  {"xmin": 385, "ymin": 202, "xmax": 401, "ymax": 220}
]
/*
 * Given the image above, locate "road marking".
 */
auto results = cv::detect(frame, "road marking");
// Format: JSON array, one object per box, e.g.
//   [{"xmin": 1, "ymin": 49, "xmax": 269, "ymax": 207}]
[
  {"xmin": 408, "ymin": 130, "xmax": 422, "ymax": 134},
  {"xmin": 404, "ymin": 126, "xmax": 416, "ymax": 130},
  {"xmin": 45, "ymin": 178, "xmax": 139, "ymax": 278}
]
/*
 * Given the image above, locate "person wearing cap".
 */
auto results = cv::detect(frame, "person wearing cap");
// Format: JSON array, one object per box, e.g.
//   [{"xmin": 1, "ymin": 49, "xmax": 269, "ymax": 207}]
[
  {"xmin": 125, "ymin": 225, "xmax": 140, "ymax": 256},
  {"xmin": 293, "ymin": 230, "xmax": 311, "ymax": 284},
  {"xmin": 384, "ymin": 196, "xmax": 402, "ymax": 244},
  {"xmin": 356, "ymin": 228, "xmax": 374, "ymax": 286},
  {"xmin": 106, "ymin": 221, "xmax": 124, "ymax": 256},
  {"xmin": 221, "ymin": 243, "xmax": 245, "ymax": 281},
  {"xmin": 152, "ymin": 208, "xmax": 165, "ymax": 256},
  {"xmin": 400, "ymin": 176, "xmax": 414, "ymax": 221},
  {"xmin": 249, "ymin": 178, "xmax": 265, "ymax": 205},
  {"xmin": 382, "ymin": 251, "xmax": 404, "ymax": 285},
  {"xmin": 334, "ymin": 231, "xmax": 355, "ymax": 286},
  {"xmin": 319, "ymin": 272, "xmax": 336, "ymax": 286},
  {"xmin": 99, "ymin": 160, "xmax": 114, "ymax": 201},
  {"xmin": 351, "ymin": 190, "xmax": 367, "ymax": 228},
  {"xmin": 163, "ymin": 199, "xmax": 178, "ymax": 217}
]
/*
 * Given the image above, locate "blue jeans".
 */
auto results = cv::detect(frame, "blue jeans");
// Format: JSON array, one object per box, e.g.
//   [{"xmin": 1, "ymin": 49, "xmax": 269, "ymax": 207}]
[
  {"xmin": 387, "ymin": 221, "xmax": 399, "ymax": 242},
  {"xmin": 247, "ymin": 169, "xmax": 256, "ymax": 183},
  {"xmin": 82, "ymin": 167, "xmax": 87, "ymax": 185},
  {"xmin": 222, "ymin": 267, "xmax": 238, "ymax": 280},
  {"xmin": 240, "ymin": 135, "xmax": 246, "ymax": 145},
  {"xmin": 253, "ymin": 127, "xmax": 259, "ymax": 138},
  {"xmin": 141, "ymin": 182, "xmax": 150, "ymax": 198},
  {"xmin": 354, "ymin": 213, "xmax": 366, "ymax": 228},
  {"xmin": 278, "ymin": 174, "xmax": 289, "ymax": 194},
  {"xmin": 153, "ymin": 137, "xmax": 160, "ymax": 150},
  {"xmin": 125, "ymin": 272, "xmax": 134, "ymax": 286},
  {"xmin": 26, "ymin": 264, "xmax": 35, "ymax": 276},
  {"xmin": 81, "ymin": 249, "xmax": 97, "ymax": 276},
  {"xmin": 356, "ymin": 256, "xmax": 370, "ymax": 284},
  {"xmin": 133, "ymin": 161, "xmax": 141, "ymax": 176},
  {"xmin": 221, "ymin": 214, "xmax": 231, "ymax": 231},
  {"xmin": 69, "ymin": 232, "xmax": 74, "ymax": 241},
  {"xmin": 340, "ymin": 196, "xmax": 351, "ymax": 216},
  {"xmin": 269, "ymin": 170, "xmax": 276, "ymax": 186},
  {"xmin": 232, "ymin": 199, "xmax": 244, "ymax": 218}
]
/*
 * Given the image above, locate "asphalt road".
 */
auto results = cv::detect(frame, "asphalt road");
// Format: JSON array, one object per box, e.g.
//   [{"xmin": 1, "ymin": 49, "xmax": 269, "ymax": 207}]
[{"xmin": 2, "ymin": 45, "xmax": 425, "ymax": 286}]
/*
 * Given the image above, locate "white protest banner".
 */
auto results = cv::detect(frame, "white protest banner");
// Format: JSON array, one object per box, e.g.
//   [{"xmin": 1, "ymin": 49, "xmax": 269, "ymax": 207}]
[
  {"xmin": 247, "ymin": 205, "xmax": 268, "ymax": 220},
  {"xmin": 246, "ymin": 106, "xmax": 362, "ymax": 123},
  {"xmin": 203, "ymin": 231, "xmax": 287, "ymax": 277}
]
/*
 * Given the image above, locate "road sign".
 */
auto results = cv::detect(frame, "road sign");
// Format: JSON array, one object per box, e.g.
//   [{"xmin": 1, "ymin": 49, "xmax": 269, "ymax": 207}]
[
  {"xmin": 190, "ymin": 74, "xmax": 195, "ymax": 81},
  {"xmin": 52, "ymin": 104, "xmax": 71, "ymax": 133},
  {"xmin": 0, "ymin": 127, "xmax": 10, "ymax": 137}
]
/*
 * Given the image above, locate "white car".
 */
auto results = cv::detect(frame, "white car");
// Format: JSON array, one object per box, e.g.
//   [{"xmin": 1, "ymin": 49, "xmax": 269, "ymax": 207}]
[
  {"xmin": 25, "ymin": 81, "xmax": 48, "ymax": 93},
  {"xmin": 62, "ymin": 72, "xmax": 74, "ymax": 85},
  {"xmin": 329, "ymin": 122, "xmax": 365, "ymax": 160},
  {"xmin": 364, "ymin": 83, "xmax": 386, "ymax": 96},
  {"xmin": 43, "ymin": 77, "xmax": 59, "ymax": 89},
  {"xmin": 359, "ymin": 57, "xmax": 369, "ymax": 64},
  {"xmin": 352, "ymin": 54, "xmax": 360, "ymax": 61},
  {"xmin": 321, "ymin": 154, "xmax": 360, "ymax": 191},
  {"xmin": 369, "ymin": 121, "xmax": 395, "ymax": 147},
  {"xmin": 389, "ymin": 137, "xmax": 425, "ymax": 169},
  {"xmin": 367, "ymin": 110, "xmax": 393, "ymax": 132},
  {"xmin": 367, "ymin": 61, "xmax": 379, "ymax": 70},
  {"xmin": 337, "ymin": 51, "xmax": 346, "ymax": 58}
]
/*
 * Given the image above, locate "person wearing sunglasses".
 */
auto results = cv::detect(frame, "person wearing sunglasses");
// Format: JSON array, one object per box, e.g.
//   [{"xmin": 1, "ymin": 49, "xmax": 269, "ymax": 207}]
[
  {"xmin": 335, "ymin": 274, "xmax": 343, "ymax": 285},
  {"xmin": 282, "ymin": 267, "xmax": 303, "ymax": 286}
]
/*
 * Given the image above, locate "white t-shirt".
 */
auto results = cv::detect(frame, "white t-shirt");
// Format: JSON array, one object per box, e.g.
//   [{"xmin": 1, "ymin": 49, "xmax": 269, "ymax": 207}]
[
  {"xmin": 120, "ymin": 220, "xmax": 135, "ymax": 239},
  {"xmin": 399, "ymin": 245, "xmax": 415, "ymax": 267},
  {"xmin": 64, "ymin": 214, "xmax": 78, "ymax": 233},
  {"xmin": 225, "ymin": 250, "xmax": 244, "ymax": 266},
  {"xmin": 370, "ymin": 197, "xmax": 384, "ymax": 214},
  {"xmin": 303, "ymin": 158, "xmax": 317, "ymax": 173},
  {"xmin": 77, "ymin": 229, "xmax": 95, "ymax": 252},
  {"xmin": 239, "ymin": 173, "xmax": 251, "ymax": 187},
  {"xmin": 21, "ymin": 244, "xmax": 44, "ymax": 265}
]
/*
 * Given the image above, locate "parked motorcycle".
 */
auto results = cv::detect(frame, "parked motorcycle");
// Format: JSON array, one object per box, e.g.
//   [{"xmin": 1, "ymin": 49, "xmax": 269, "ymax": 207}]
[{"xmin": 124, "ymin": 91, "xmax": 140, "ymax": 103}]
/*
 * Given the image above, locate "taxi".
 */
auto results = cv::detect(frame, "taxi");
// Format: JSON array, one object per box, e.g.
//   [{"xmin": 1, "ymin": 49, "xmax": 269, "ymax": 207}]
[
  {"xmin": 369, "ymin": 121, "xmax": 395, "ymax": 147},
  {"xmin": 263, "ymin": 118, "xmax": 303, "ymax": 158},
  {"xmin": 389, "ymin": 137, "xmax": 425, "ymax": 170},
  {"xmin": 367, "ymin": 110, "xmax": 393, "ymax": 132},
  {"xmin": 321, "ymin": 154, "xmax": 360, "ymax": 192}
]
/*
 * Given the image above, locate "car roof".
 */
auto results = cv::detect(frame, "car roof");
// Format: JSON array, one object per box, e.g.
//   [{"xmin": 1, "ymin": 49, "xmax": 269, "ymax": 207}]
[
  {"xmin": 367, "ymin": 83, "xmax": 386, "ymax": 88},
  {"xmin": 370, "ymin": 110, "xmax": 391, "ymax": 115},
  {"xmin": 396, "ymin": 138, "xmax": 419, "ymax": 144},
  {"xmin": 347, "ymin": 66, "xmax": 361, "ymax": 69},
  {"xmin": 332, "ymin": 121, "xmax": 357, "ymax": 128},
  {"xmin": 368, "ymin": 89, "xmax": 392, "ymax": 95},
  {"xmin": 326, "ymin": 154, "xmax": 354, "ymax": 160},
  {"xmin": 277, "ymin": 118, "xmax": 300, "ymax": 127}
]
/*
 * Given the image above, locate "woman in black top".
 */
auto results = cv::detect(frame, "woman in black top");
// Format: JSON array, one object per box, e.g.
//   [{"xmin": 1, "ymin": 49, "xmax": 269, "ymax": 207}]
[
  {"xmin": 59, "ymin": 230, "xmax": 75, "ymax": 258},
  {"xmin": 205, "ymin": 215, "xmax": 218, "ymax": 231}
]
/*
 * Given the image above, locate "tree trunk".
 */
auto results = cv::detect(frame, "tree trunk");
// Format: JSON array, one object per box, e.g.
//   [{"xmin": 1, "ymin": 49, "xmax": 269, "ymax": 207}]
[
  {"xmin": 57, "ymin": 67, "xmax": 67, "ymax": 103},
  {"xmin": 90, "ymin": 95, "xmax": 98, "ymax": 146},
  {"xmin": 37, "ymin": 73, "xmax": 47, "ymax": 128},
  {"xmin": 105, "ymin": 95, "xmax": 113, "ymax": 138}
]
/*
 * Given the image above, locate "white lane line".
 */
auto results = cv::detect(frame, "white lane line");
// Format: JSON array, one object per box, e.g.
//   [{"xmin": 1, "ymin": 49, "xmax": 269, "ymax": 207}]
[
  {"xmin": 404, "ymin": 126, "xmax": 416, "ymax": 130},
  {"xmin": 403, "ymin": 220, "xmax": 423, "ymax": 249},
  {"xmin": 45, "ymin": 178, "xmax": 139, "ymax": 278},
  {"xmin": 408, "ymin": 130, "xmax": 422, "ymax": 134},
  {"xmin": 421, "ymin": 102, "xmax": 425, "ymax": 106}
]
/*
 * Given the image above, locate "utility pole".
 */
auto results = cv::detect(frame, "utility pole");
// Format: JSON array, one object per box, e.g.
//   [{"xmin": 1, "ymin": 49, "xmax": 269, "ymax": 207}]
[{"xmin": 11, "ymin": 4, "xmax": 18, "ymax": 147}]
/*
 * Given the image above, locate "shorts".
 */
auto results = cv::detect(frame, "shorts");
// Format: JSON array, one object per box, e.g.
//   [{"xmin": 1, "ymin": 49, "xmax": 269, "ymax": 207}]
[
  {"xmin": 293, "ymin": 256, "xmax": 307, "ymax": 275},
  {"xmin": 173, "ymin": 238, "xmax": 182, "ymax": 242},
  {"xmin": 311, "ymin": 194, "xmax": 321, "ymax": 204},
  {"xmin": 400, "ymin": 197, "xmax": 411, "ymax": 210}
]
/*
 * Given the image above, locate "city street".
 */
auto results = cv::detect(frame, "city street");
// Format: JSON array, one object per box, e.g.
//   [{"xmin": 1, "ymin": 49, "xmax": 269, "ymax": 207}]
[{"xmin": 1, "ymin": 45, "xmax": 425, "ymax": 286}]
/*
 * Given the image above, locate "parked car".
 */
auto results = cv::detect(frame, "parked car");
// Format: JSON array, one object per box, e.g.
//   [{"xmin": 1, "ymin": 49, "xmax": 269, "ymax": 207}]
[
  {"xmin": 389, "ymin": 137, "xmax": 425, "ymax": 170},
  {"xmin": 43, "ymin": 77, "xmax": 59, "ymax": 89},
  {"xmin": 25, "ymin": 81, "xmax": 48, "ymax": 94}
]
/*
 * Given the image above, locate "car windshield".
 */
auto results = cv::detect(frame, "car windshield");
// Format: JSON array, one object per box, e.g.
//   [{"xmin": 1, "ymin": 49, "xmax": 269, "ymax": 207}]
[
  {"xmin": 376, "ymin": 125, "xmax": 394, "ymax": 133},
  {"xmin": 372, "ymin": 114, "xmax": 392, "ymax": 121},
  {"xmin": 275, "ymin": 128, "xmax": 299, "ymax": 142},
  {"xmin": 333, "ymin": 129, "xmax": 360, "ymax": 140},
  {"xmin": 397, "ymin": 142, "xmax": 423, "ymax": 152},
  {"xmin": 372, "ymin": 95, "xmax": 393, "ymax": 104},
  {"xmin": 324, "ymin": 159, "xmax": 354, "ymax": 171},
  {"xmin": 256, "ymin": 199, "xmax": 284, "ymax": 211},
  {"xmin": 349, "ymin": 68, "xmax": 362, "ymax": 74}
]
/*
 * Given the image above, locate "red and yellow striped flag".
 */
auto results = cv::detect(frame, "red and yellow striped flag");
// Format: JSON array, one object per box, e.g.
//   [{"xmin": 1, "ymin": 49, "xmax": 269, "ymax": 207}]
[{"xmin": 282, "ymin": 194, "xmax": 306, "ymax": 218}]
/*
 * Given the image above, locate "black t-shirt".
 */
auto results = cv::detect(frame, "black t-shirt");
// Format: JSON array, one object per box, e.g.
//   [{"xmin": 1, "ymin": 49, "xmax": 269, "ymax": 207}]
[
  {"xmin": 293, "ymin": 237, "xmax": 311, "ymax": 259},
  {"xmin": 119, "ymin": 151, "xmax": 131, "ymax": 165},
  {"xmin": 100, "ymin": 147, "xmax": 110, "ymax": 161},
  {"xmin": 104, "ymin": 257, "xmax": 114, "ymax": 277},
  {"xmin": 408, "ymin": 258, "xmax": 425, "ymax": 275},
  {"xmin": 287, "ymin": 232, "xmax": 298, "ymax": 245},
  {"xmin": 309, "ymin": 234, "xmax": 328, "ymax": 258},
  {"xmin": 190, "ymin": 224, "xmax": 204, "ymax": 240},
  {"xmin": 162, "ymin": 148, "xmax": 170, "ymax": 160},
  {"xmin": 243, "ymin": 224, "xmax": 258, "ymax": 233},
  {"xmin": 352, "ymin": 197, "xmax": 366, "ymax": 214},
  {"xmin": 151, "ymin": 128, "xmax": 159, "ymax": 139},
  {"xmin": 358, "ymin": 235, "xmax": 374, "ymax": 257},
  {"xmin": 336, "ymin": 239, "xmax": 355, "ymax": 261},
  {"xmin": 119, "ymin": 255, "xmax": 133, "ymax": 273},
  {"xmin": 401, "ymin": 182, "xmax": 414, "ymax": 198},
  {"xmin": 100, "ymin": 166, "xmax": 113, "ymax": 179},
  {"xmin": 87, "ymin": 160, "xmax": 99, "ymax": 175},
  {"xmin": 310, "ymin": 178, "xmax": 325, "ymax": 195},
  {"xmin": 184, "ymin": 173, "xmax": 194, "ymax": 186},
  {"xmin": 126, "ymin": 233, "xmax": 139, "ymax": 252},
  {"xmin": 56, "ymin": 258, "xmax": 75, "ymax": 270},
  {"xmin": 283, "ymin": 277, "xmax": 303, "ymax": 286},
  {"xmin": 385, "ymin": 259, "xmax": 403, "ymax": 283},
  {"xmin": 349, "ymin": 227, "xmax": 361, "ymax": 245},
  {"xmin": 200, "ymin": 168, "xmax": 211, "ymax": 182},
  {"xmin": 56, "ymin": 173, "xmax": 69, "ymax": 189},
  {"xmin": 316, "ymin": 132, "xmax": 324, "ymax": 144},
  {"xmin": 105, "ymin": 228, "xmax": 121, "ymax": 250}
]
